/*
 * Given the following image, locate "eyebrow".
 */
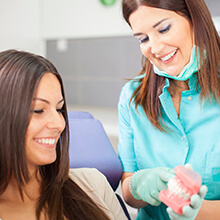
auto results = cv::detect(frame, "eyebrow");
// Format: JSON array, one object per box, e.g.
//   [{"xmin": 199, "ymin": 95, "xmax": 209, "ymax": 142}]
[
  {"xmin": 133, "ymin": 18, "xmax": 169, "ymax": 36},
  {"xmin": 33, "ymin": 98, "xmax": 64, "ymax": 105},
  {"xmin": 153, "ymin": 18, "xmax": 168, "ymax": 28}
]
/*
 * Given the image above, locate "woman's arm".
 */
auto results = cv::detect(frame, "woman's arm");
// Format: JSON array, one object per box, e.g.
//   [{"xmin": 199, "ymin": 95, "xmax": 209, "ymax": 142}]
[
  {"xmin": 121, "ymin": 168, "xmax": 175, "ymax": 208},
  {"xmin": 121, "ymin": 172, "xmax": 148, "ymax": 208},
  {"xmin": 97, "ymin": 170, "xmax": 128, "ymax": 220},
  {"xmin": 196, "ymin": 200, "xmax": 220, "ymax": 219}
]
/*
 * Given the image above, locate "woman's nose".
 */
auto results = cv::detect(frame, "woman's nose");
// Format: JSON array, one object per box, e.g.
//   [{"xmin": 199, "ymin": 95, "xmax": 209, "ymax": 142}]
[
  {"xmin": 47, "ymin": 110, "xmax": 66, "ymax": 132},
  {"xmin": 150, "ymin": 37, "xmax": 164, "ymax": 55}
]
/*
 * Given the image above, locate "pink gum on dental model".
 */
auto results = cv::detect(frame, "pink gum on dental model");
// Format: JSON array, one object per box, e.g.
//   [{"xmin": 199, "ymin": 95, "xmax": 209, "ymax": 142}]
[{"xmin": 159, "ymin": 165, "xmax": 202, "ymax": 215}]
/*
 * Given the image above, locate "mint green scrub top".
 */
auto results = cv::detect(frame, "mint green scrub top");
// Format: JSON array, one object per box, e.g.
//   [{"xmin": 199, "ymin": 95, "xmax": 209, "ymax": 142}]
[{"xmin": 118, "ymin": 74, "xmax": 220, "ymax": 220}]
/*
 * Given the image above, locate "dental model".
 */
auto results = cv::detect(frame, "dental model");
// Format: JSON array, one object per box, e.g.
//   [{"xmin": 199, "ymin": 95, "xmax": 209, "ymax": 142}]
[{"xmin": 159, "ymin": 165, "xmax": 202, "ymax": 215}]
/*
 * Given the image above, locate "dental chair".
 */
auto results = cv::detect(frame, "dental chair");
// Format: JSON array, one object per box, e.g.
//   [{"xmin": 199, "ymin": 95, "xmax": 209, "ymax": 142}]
[{"xmin": 68, "ymin": 111, "xmax": 131, "ymax": 220}]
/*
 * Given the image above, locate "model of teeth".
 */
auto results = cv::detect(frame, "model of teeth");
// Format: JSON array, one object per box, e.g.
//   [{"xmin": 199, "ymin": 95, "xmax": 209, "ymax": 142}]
[
  {"xmin": 35, "ymin": 138, "xmax": 56, "ymax": 145},
  {"xmin": 160, "ymin": 50, "xmax": 177, "ymax": 61},
  {"xmin": 159, "ymin": 165, "xmax": 202, "ymax": 215},
  {"xmin": 167, "ymin": 177, "xmax": 191, "ymax": 200}
]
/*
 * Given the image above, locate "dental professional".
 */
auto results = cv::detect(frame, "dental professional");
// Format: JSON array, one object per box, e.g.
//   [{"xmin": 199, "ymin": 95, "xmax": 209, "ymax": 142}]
[
  {"xmin": 0, "ymin": 50, "xmax": 127, "ymax": 220},
  {"xmin": 118, "ymin": 0, "xmax": 220, "ymax": 219}
]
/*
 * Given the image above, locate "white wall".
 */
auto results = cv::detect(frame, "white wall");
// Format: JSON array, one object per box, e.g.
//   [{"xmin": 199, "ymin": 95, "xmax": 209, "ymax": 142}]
[
  {"xmin": 213, "ymin": 17, "xmax": 220, "ymax": 34},
  {"xmin": 41, "ymin": 0, "xmax": 220, "ymax": 40},
  {"xmin": 0, "ymin": 0, "xmax": 219, "ymax": 55},
  {"xmin": 0, "ymin": 0, "xmax": 44, "ymax": 55},
  {"xmin": 41, "ymin": 0, "xmax": 132, "ymax": 40},
  {"xmin": 0, "ymin": 0, "xmax": 131, "ymax": 55}
]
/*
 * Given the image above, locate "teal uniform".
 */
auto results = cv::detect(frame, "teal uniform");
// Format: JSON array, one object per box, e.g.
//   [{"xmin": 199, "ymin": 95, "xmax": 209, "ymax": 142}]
[{"xmin": 118, "ymin": 74, "xmax": 220, "ymax": 219}]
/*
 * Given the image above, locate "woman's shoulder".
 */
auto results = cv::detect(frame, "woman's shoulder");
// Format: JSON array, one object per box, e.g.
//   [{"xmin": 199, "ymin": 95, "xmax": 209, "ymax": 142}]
[
  {"xmin": 69, "ymin": 168, "xmax": 108, "ymax": 192},
  {"xmin": 121, "ymin": 74, "xmax": 144, "ymax": 96},
  {"xmin": 69, "ymin": 168, "xmax": 105, "ymax": 180},
  {"xmin": 124, "ymin": 74, "xmax": 144, "ymax": 87},
  {"xmin": 69, "ymin": 168, "xmax": 127, "ymax": 220}
]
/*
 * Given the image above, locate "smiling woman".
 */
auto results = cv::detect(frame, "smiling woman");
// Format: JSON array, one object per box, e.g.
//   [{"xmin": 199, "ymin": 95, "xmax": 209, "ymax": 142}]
[
  {"xmin": 118, "ymin": 0, "xmax": 220, "ymax": 219},
  {"xmin": 25, "ymin": 73, "xmax": 66, "ymax": 170},
  {"xmin": 0, "ymin": 50, "xmax": 127, "ymax": 220},
  {"xmin": 130, "ymin": 6, "xmax": 194, "ymax": 77}
]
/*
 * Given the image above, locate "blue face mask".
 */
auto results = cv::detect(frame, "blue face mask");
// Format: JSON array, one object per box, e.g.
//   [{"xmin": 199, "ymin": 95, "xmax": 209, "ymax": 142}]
[{"xmin": 152, "ymin": 45, "xmax": 200, "ymax": 81}]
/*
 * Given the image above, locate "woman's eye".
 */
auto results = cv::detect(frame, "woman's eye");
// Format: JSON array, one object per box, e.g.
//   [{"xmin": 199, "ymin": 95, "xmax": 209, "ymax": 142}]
[
  {"xmin": 138, "ymin": 36, "xmax": 149, "ymax": 44},
  {"xmin": 159, "ymin": 24, "xmax": 171, "ymax": 34},
  {"xmin": 33, "ymin": 109, "xmax": 44, "ymax": 114},
  {"xmin": 57, "ymin": 108, "xmax": 64, "ymax": 114}
]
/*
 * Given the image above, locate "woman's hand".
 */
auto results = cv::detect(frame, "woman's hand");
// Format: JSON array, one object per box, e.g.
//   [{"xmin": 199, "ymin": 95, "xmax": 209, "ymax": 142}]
[{"xmin": 129, "ymin": 167, "xmax": 175, "ymax": 206}]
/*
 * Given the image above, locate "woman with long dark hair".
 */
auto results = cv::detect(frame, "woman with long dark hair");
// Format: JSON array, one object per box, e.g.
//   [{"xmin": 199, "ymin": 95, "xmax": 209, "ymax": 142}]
[
  {"xmin": 0, "ymin": 49, "xmax": 127, "ymax": 220},
  {"xmin": 118, "ymin": 0, "xmax": 220, "ymax": 219}
]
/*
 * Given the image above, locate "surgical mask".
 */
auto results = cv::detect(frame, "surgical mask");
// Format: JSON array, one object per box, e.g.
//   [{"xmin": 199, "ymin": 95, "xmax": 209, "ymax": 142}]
[{"xmin": 152, "ymin": 45, "xmax": 200, "ymax": 81}]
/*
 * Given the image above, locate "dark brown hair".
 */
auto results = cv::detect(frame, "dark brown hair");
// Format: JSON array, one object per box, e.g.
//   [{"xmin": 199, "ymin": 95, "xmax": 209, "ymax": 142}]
[
  {"xmin": 0, "ymin": 50, "xmax": 110, "ymax": 220},
  {"xmin": 122, "ymin": 0, "xmax": 220, "ymax": 130}
]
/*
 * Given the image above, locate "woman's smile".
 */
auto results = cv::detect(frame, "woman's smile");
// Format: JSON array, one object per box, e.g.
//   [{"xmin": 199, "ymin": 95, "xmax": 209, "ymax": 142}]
[
  {"xmin": 159, "ymin": 49, "xmax": 178, "ymax": 63},
  {"xmin": 34, "ymin": 137, "xmax": 56, "ymax": 146}
]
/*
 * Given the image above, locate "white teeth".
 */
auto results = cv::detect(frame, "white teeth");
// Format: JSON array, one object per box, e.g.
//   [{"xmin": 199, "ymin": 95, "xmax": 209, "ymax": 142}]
[
  {"xmin": 160, "ymin": 50, "xmax": 177, "ymax": 61},
  {"xmin": 167, "ymin": 177, "xmax": 190, "ymax": 201},
  {"xmin": 35, "ymin": 138, "xmax": 56, "ymax": 145}
]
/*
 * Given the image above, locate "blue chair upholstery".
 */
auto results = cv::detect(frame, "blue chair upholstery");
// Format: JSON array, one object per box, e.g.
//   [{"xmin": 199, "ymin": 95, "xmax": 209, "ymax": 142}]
[
  {"xmin": 68, "ymin": 111, "xmax": 131, "ymax": 219},
  {"xmin": 68, "ymin": 111, "xmax": 122, "ymax": 190},
  {"xmin": 68, "ymin": 111, "xmax": 94, "ymax": 119}
]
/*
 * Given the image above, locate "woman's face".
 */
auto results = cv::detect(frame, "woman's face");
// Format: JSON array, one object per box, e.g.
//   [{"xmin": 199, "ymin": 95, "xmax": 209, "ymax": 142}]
[
  {"xmin": 25, "ymin": 73, "xmax": 65, "ymax": 171},
  {"xmin": 129, "ymin": 6, "xmax": 194, "ymax": 76}
]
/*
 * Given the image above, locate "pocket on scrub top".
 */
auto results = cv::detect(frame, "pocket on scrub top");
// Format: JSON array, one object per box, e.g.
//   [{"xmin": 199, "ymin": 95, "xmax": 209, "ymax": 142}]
[{"xmin": 205, "ymin": 149, "xmax": 220, "ymax": 200}]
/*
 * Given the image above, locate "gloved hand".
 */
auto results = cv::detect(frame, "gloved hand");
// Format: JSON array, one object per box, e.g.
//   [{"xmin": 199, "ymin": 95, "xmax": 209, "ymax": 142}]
[
  {"xmin": 166, "ymin": 184, "xmax": 208, "ymax": 220},
  {"xmin": 129, "ymin": 167, "xmax": 175, "ymax": 206}
]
